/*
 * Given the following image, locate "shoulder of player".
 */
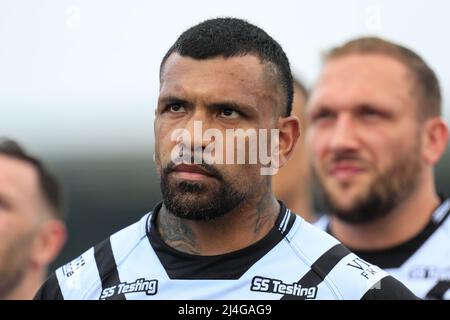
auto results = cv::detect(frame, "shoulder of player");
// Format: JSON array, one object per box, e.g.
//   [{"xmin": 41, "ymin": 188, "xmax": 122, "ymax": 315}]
[
  {"xmin": 322, "ymin": 251, "xmax": 397, "ymax": 299},
  {"xmin": 287, "ymin": 219, "xmax": 416, "ymax": 299},
  {"xmin": 34, "ymin": 212, "xmax": 152, "ymax": 300}
]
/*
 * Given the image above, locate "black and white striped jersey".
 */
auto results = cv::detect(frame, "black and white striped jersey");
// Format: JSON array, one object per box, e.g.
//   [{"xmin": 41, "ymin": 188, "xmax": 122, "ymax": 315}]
[
  {"xmin": 314, "ymin": 198, "xmax": 450, "ymax": 300},
  {"xmin": 35, "ymin": 202, "xmax": 416, "ymax": 300}
]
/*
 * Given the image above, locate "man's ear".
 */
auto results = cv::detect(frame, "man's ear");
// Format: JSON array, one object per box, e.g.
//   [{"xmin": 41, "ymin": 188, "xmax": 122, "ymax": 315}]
[
  {"xmin": 30, "ymin": 219, "xmax": 67, "ymax": 268},
  {"xmin": 276, "ymin": 115, "xmax": 301, "ymax": 169},
  {"xmin": 422, "ymin": 118, "xmax": 449, "ymax": 165}
]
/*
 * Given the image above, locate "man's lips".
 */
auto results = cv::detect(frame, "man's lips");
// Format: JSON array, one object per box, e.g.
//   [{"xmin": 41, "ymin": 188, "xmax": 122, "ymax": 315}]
[
  {"xmin": 171, "ymin": 164, "xmax": 216, "ymax": 181},
  {"xmin": 328, "ymin": 162, "xmax": 365, "ymax": 180}
]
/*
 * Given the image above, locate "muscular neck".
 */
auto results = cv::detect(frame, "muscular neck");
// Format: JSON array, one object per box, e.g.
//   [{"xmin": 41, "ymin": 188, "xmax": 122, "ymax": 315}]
[
  {"xmin": 330, "ymin": 173, "xmax": 440, "ymax": 251},
  {"xmin": 157, "ymin": 192, "xmax": 280, "ymax": 256}
]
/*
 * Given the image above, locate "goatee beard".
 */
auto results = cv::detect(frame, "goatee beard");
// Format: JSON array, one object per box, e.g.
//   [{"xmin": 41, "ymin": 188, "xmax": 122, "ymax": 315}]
[{"xmin": 159, "ymin": 161, "xmax": 246, "ymax": 221}]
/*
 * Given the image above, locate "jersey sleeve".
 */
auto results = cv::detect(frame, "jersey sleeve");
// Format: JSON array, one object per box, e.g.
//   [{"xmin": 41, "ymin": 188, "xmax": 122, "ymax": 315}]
[{"xmin": 319, "ymin": 249, "xmax": 418, "ymax": 300}]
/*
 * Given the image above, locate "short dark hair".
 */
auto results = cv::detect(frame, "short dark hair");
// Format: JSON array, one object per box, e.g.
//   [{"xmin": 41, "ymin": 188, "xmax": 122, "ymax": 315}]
[
  {"xmin": 0, "ymin": 138, "xmax": 64, "ymax": 218},
  {"xmin": 161, "ymin": 17, "xmax": 294, "ymax": 117},
  {"xmin": 324, "ymin": 37, "xmax": 441, "ymax": 120}
]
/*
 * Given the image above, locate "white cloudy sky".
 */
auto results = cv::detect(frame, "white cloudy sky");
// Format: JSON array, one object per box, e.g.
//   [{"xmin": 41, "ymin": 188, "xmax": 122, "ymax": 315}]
[{"xmin": 1, "ymin": 0, "xmax": 449, "ymax": 158}]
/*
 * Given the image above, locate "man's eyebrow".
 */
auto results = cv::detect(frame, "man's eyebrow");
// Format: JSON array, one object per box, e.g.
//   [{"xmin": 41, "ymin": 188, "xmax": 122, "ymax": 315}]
[
  {"xmin": 158, "ymin": 96, "xmax": 259, "ymax": 115},
  {"xmin": 308, "ymin": 104, "xmax": 333, "ymax": 114},
  {"xmin": 355, "ymin": 102, "xmax": 392, "ymax": 111},
  {"xmin": 158, "ymin": 95, "xmax": 188, "ymax": 104},
  {"xmin": 208, "ymin": 101, "xmax": 257, "ymax": 114}
]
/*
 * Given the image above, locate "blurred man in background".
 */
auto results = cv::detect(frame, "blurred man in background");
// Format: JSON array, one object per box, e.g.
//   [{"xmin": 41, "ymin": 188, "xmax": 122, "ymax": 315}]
[
  {"xmin": 273, "ymin": 78, "xmax": 315, "ymax": 222},
  {"xmin": 307, "ymin": 37, "xmax": 450, "ymax": 299},
  {"xmin": 0, "ymin": 138, "xmax": 66, "ymax": 299}
]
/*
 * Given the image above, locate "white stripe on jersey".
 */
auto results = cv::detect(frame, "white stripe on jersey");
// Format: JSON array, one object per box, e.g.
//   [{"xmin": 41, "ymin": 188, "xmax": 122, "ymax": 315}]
[
  {"xmin": 432, "ymin": 199, "xmax": 450, "ymax": 223},
  {"xmin": 282, "ymin": 209, "xmax": 293, "ymax": 233},
  {"xmin": 111, "ymin": 214, "xmax": 173, "ymax": 300},
  {"xmin": 287, "ymin": 218, "xmax": 339, "ymax": 266},
  {"xmin": 278, "ymin": 209, "xmax": 290, "ymax": 232},
  {"xmin": 109, "ymin": 212, "xmax": 149, "ymax": 268}
]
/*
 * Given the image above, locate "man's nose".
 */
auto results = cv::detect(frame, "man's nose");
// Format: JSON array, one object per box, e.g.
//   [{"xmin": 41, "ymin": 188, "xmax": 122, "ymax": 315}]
[
  {"xmin": 182, "ymin": 108, "xmax": 214, "ymax": 151},
  {"xmin": 328, "ymin": 114, "xmax": 360, "ymax": 152}
]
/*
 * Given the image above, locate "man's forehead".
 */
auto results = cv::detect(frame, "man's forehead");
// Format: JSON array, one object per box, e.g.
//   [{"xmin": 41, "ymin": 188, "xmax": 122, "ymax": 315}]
[
  {"xmin": 311, "ymin": 54, "xmax": 415, "ymax": 108},
  {"xmin": 160, "ymin": 53, "xmax": 266, "ymax": 83},
  {"xmin": 159, "ymin": 53, "xmax": 281, "ymax": 108},
  {"xmin": 0, "ymin": 155, "xmax": 39, "ymax": 196},
  {"xmin": 321, "ymin": 54, "xmax": 412, "ymax": 87}
]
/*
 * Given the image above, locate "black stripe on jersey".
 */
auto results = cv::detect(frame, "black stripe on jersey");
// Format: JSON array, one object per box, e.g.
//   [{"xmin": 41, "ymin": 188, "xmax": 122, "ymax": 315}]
[
  {"xmin": 285, "ymin": 212, "xmax": 296, "ymax": 235},
  {"xmin": 33, "ymin": 273, "xmax": 64, "ymax": 300},
  {"xmin": 281, "ymin": 244, "xmax": 351, "ymax": 300},
  {"xmin": 94, "ymin": 238, "xmax": 126, "ymax": 300},
  {"xmin": 425, "ymin": 280, "xmax": 450, "ymax": 300},
  {"xmin": 361, "ymin": 275, "xmax": 419, "ymax": 300}
]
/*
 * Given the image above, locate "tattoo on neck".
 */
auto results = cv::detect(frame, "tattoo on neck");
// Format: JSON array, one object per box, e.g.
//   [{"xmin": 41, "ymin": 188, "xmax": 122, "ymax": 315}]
[
  {"xmin": 253, "ymin": 191, "xmax": 274, "ymax": 235},
  {"xmin": 158, "ymin": 210, "xmax": 200, "ymax": 255}
]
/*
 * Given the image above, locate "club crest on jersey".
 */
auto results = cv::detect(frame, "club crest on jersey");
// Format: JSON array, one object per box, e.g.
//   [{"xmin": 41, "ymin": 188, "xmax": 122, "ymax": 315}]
[
  {"xmin": 62, "ymin": 255, "xmax": 86, "ymax": 277},
  {"xmin": 100, "ymin": 278, "xmax": 158, "ymax": 299},
  {"xmin": 251, "ymin": 276, "xmax": 317, "ymax": 299}
]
